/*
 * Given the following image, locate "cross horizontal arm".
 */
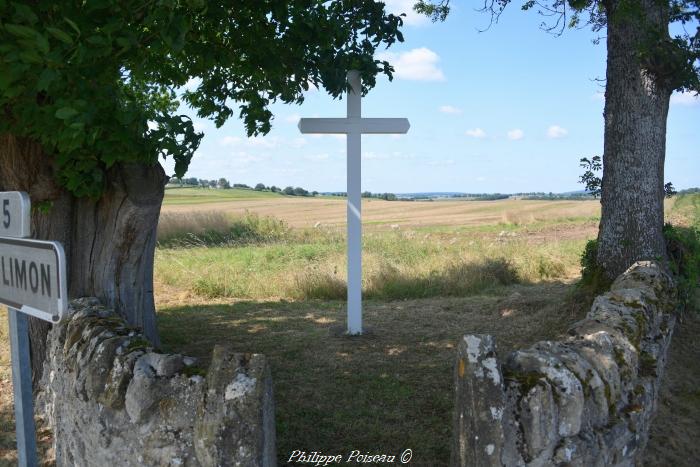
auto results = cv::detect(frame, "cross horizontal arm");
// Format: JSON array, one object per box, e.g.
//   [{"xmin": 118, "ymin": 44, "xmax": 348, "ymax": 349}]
[{"xmin": 298, "ymin": 118, "xmax": 410, "ymax": 135}]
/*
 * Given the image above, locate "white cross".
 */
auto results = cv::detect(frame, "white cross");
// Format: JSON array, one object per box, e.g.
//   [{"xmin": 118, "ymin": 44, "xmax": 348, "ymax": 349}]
[{"xmin": 298, "ymin": 70, "xmax": 410, "ymax": 335}]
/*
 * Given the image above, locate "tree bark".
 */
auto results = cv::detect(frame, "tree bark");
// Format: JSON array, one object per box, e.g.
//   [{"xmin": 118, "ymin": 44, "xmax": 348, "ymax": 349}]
[
  {"xmin": 597, "ymin": 0, "xmax": 672, "ymax": 280},
  {"xmin": 0, "ymin": 134, "xmax": 166, "ymax": 384}
]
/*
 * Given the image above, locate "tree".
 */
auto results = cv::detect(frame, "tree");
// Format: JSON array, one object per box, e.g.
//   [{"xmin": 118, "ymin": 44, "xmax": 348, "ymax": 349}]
[
  {"xmin": 270, "ymin": 186, "xmax": 280, "ymax": 193},
  {"xmin": 0, "ymin": 1, "xmax": 404, "ymax": 381},
  {"xmin": 254, "ymin": 183, "xmax": 266, "ymax": 191},
  {"xmin": 418, "ymin": 0, "xmax": 699, "ymax": 280},
  {"xmin": 218, "ymin": 178, "xmax": 230, "ymax": 189},
  {"xmin": 283, "ymin": 186, "xmax": 296, "ymax": 195}
]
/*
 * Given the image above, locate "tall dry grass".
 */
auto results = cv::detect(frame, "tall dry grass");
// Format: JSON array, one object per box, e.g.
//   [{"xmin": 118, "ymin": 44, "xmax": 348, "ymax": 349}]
[
  {"xmin": 155, "ymin": 219, "xmax": 583, "ymax": 302},
  {"xmin": 157, "ymin": 211, "xmax": 289, "ymax": 247}
]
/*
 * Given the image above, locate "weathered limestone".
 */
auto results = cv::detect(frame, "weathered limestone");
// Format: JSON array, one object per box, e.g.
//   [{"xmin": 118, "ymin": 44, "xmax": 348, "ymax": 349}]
[
  {"xmin": 38, "ymin": 298, "xmax": 276, "ymax": 466},
  {"xmin": 452, "ymin": 261, "xmax": 676, "ymax": 467},
  {"xmin": 452, "ymin": 335, "xmax": 507, "ymax": 466}
]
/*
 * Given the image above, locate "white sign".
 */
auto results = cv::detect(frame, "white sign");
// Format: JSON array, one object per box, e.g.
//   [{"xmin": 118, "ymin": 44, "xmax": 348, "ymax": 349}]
[
  {"xmin": 0, "ymin": 237, "xmax": 68, "ymax": 322},
  {"xmin": 298, "ymin": 70, "xmax": 410, "ymax": 335},
  {"xmin": 0, "ymin": 192, "xmax": 30, "ymax": 238}
]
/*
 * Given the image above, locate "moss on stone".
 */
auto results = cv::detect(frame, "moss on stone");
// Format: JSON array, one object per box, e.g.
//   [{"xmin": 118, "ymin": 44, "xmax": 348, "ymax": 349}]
[
  {"xmin": 126, "ymin": 337, "xmax": 152, "ymax": 353},
  {"xmin": 581, "ymin": 369, "xmax": 595, "ymax": 397},
  {"xmin": 182, "ymin": 365, "xmax": 207, "ymax": 378},
  {"xmin": 503, "ymin": 367, "xmax": 547, "ymax": 394}
]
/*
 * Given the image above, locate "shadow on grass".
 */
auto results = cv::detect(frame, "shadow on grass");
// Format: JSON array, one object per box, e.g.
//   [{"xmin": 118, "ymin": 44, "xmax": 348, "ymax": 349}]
[{"xmin": 157, "ymin": 282, "xmax": 587, "ymax": 465}]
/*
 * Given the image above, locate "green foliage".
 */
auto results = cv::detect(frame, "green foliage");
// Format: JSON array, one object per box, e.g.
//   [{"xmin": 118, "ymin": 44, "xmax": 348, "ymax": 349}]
[
  {"xmin": 579, "ymin": 239, "xmax": 611, "ymax": 293},
  {"xmin": 663, "ymin": 223, "xmax": 700, "ymax": 310},
  {"xmin": 579, "ymin": 155, "xmax": 602, "ymax": 197},
  {"xmin": 0, "ymin": 1, "xmax": 404, "ymax": 198},
  {"xmin": 665, "ymin": 182, "xmax": 678, "ymax": 198},
  {"xmin": 580, "ymin": 224, "xmax": 700, "ymax": 309},
  {"xmin": 414, "ymin": 0, "xmax": 451, "ymax": 22},
  {"xmin": 579, "ymin": 155, "xmax": 677, "ymax": 199}
]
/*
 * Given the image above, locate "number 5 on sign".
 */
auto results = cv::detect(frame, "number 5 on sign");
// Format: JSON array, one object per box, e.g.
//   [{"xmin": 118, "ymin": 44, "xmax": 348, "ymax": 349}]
[{"xmin": 1, "ymin": 192, "xmax": 30, "ymax": 238}]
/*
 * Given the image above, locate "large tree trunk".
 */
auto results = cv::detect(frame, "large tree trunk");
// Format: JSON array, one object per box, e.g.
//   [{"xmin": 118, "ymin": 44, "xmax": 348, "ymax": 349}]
[
  {"xmin": 597, "ymin": 0, "xmax": 673, "ymax": 280},
  {"xmin": 0, "ymin": 134, "xmax": 166, "ymax": 383}
]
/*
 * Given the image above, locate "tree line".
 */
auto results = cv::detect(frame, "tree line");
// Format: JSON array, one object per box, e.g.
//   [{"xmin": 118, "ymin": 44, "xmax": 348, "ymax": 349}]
[{"xmin": 171, "ymin": 177, "xmax": 319, "ymax": 197}]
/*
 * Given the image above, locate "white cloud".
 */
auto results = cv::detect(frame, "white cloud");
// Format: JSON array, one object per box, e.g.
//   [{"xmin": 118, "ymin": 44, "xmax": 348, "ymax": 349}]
[
  {"xmin": 377, "ymin": 47, "xmax": 445, "ymax": 82},
  {"xmin": 229, "ymin": 151, "xmax": 266, "ymax": 169},
  {"xmin": 476, "ymin": 176, "xmax": 486, "ymax": 182},
  {"xmin": 507, "ymin": 129, "xmax": 524, "ymax": 140},
  {"xmin": 547, "ymin": 125, "xmax": 568, "ymax": 139},
  {"xmin": 220, "ymin": 136, "xmax": 242, "ymax": 146},
  {"xmin": 181, "ymin": 77, "xmax": 201, "ymax": 93},
  {"xmin": 219, "ymin": 136, "xmax": 278, "ymax": 148},
  {"xmin": 383, "ymin": 0, "xmax": 429, "ymax": 26},
  {"xmin": 192, "ymin": 120, "xmax": 207, "ymax": 133},
  {"xmin": 592, "ymin": 91, "xmax": 605, "ymax": 102},
  {"xmin": 290, "ymin": 137, "xmax": 307, "ymax": 148},
  {"xmin": 247, "ymin": 136, "xmax": 277, "ymax": 148},
  {"xmin": 465, "ymin": 128, "xmax": 486, "ymax": 138},
  {"xmin": 671, "ymin": 91, "xmax": 699, "ymax": 106},
  {"xmin": 285, "ymin": 113, "xmax": 301, "ymax": 124},
  {"xmin": 439, "ymin": 105, "xmax": 462, "ymax": 115}
]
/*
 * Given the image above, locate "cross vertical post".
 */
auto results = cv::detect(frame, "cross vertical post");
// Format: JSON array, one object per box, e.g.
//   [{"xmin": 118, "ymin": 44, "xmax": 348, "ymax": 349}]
[
  {"xmin": 346, "ymin": 71, "xmax": 362, "ymax": 335},
  {"xmin": 298, "ymin": 70, "xmax": 410, "ymax": 335}
]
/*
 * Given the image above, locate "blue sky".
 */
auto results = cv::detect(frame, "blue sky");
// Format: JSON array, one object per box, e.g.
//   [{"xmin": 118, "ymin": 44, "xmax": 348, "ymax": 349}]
[{"xmin": 162, "ymin": 0, "xmax": 699, "ymax": 193}]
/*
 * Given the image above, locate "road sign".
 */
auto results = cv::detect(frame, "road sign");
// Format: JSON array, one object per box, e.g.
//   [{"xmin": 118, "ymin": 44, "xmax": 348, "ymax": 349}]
[
  {"xmin": 0, "ymin": 192, "xmax": 30, "ymax": 238},
  {"xmin": 2, "ymin": 190, "xmax": 69, "ymax": 467},
  {"xmin": 0, "ymin": 237, "xmax": 68, "ymax": 323}
]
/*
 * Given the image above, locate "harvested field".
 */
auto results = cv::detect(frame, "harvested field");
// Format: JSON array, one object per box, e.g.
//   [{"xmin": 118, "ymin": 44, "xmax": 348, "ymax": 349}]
[{"xmin": 162, "ymin": 195, "xmax": 604, "ymax": 230}]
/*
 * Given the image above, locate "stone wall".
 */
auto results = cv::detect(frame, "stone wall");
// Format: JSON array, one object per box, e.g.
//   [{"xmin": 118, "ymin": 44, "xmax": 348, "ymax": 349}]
[
  {"xmin": 37, "ymin": 298, "xmax": 276, "ymax": 467},
  {"xmin": 452, "ymin": 261, "xmax": 677, "ymax": 467}
]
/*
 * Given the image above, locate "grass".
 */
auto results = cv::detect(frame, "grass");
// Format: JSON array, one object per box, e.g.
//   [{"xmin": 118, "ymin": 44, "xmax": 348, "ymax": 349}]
[
  {"xmin": 152, "ymin": 194, "xmax": 699, "ymax": 464},
  {"xmin": 152, "ymin": 198, "xmax": 598, "ymax": 464},
  {"xmin": 157, "ymin": 211, "xmax": 290, "ymax": 247},
  {"xmin": 669, "ymin": 193, "xmax": 700, "ymax": 229},
  {"xmin": 162, "ymin": 186, "xmax": 283, "ymax": 205},
  {"xmin": 157, "ymin": 284, "xmax": 588, "ymax": 465},
  {"xmin": 2, "ymin": 194, "xmax": 697, "ymax": 465},
  {"xmin": 155, "ymin": 229, "xmax": 585, "ymax": 301}
]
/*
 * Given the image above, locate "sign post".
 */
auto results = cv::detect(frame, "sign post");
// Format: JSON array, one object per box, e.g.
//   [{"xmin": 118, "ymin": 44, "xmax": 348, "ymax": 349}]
[
  {"xmin": 1, "ymin": 191, "xmax": 68, "ymax": 467},
  {"xmin": 298, "ymin": 71, "xmax": 410, "ymax": 335}
]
